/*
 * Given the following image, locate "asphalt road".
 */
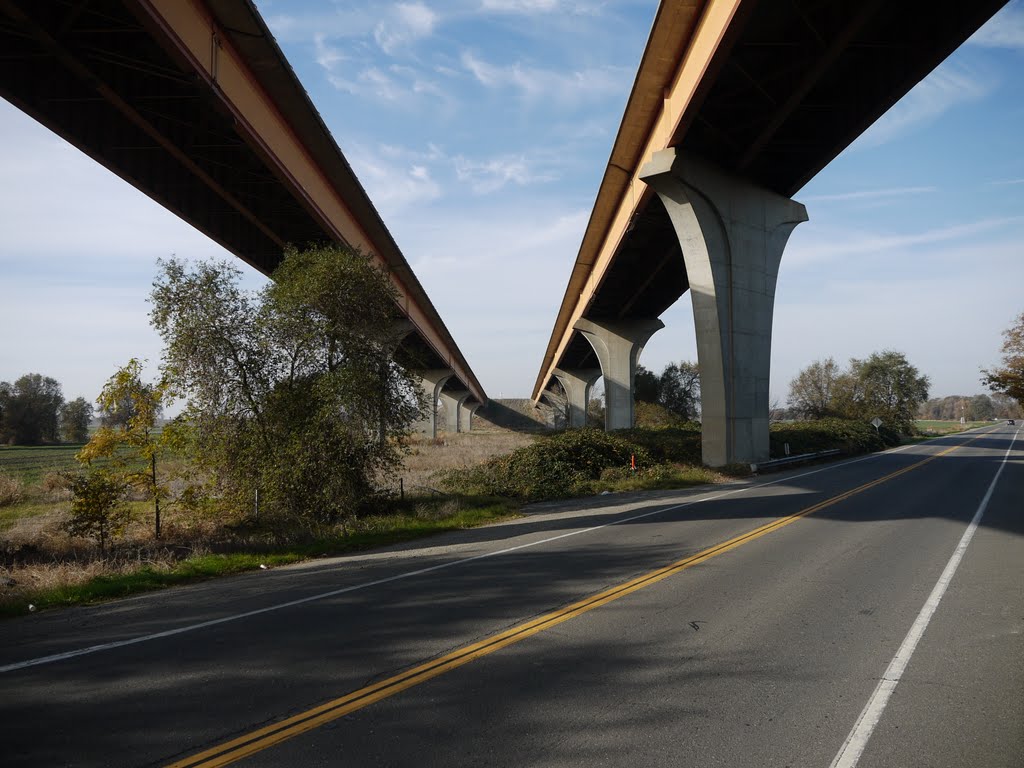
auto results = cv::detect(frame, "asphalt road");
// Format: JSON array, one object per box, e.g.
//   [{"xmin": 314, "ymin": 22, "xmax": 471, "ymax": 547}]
[{"xmin": 2, "ymin": 425, "xmax": 1021, "ymax": 767}]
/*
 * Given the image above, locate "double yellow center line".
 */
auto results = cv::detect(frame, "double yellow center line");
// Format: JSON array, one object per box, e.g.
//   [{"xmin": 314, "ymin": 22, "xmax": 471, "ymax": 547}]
[{"xmin": 169, "ymin": 438, "xmax": 975, "ymax": 767}]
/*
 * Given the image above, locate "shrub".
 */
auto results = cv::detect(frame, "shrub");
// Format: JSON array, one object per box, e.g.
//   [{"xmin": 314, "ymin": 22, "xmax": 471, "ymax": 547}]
[
  {"xmin": 63, "ymin": 470, "xmax": 131, "ymax": 552},
  {"xmin": 768, "ymin": 417, "xmax": 897, "ymax": 457},
  {"xmin": 440, "ymin": 428, "xmax": 652, "ymax": 501},
  {"xmin": 617, "ymin": 424, "xmax": 703, "ymax": 464},
  {"xmin": 0, "ymin": 471, "xmax": 24, "ymax": 507},
  {"xmin": 40, "ymin": 471, "xmax": 72, "ymax": 501}
]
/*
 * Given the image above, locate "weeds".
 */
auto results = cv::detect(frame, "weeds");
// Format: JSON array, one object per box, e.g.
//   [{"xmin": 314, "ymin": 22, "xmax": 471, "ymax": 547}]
[{"xmin": 0, "ymin": 471, "xmax": 24, "ymax": 507}]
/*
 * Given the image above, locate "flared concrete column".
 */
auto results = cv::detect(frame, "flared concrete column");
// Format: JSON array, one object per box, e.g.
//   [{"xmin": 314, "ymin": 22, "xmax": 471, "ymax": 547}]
[
  {"xmin": 413, "ymin": 369, "xmax": 454, "ymax": 439},
  {"xmin": 459, "ymin": 401, "xmax": 481, "ymax": 432},
  {"xmin": 553, "ymin": 368, "xmax": 602, "ymax": 428},
  {"xmin": 573, "ymin": 318, "xmax": 664, "ymax": 431},
  {"xmin": 440, "ymin": 390, "xmax": 471, "ymax": 433},
  {"xmin": 640, "ymin": 148, "xmax": 807, "ymax": 466},
  {"xmin": 540, "ymin": 389, "xmax": 569, "ymax": 428}
]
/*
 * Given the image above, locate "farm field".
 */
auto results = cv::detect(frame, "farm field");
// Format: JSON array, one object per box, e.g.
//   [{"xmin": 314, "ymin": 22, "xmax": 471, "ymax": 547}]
[
  {"xmin": 0, "ymin": 443, "xmax": 84, "ymax": 484},
  {"xmin": 915, "ymin": 419, "xmax": 997, "ymax": 435}
]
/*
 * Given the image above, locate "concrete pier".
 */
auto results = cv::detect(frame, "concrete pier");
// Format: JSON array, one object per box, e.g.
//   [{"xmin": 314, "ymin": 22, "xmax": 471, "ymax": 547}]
[
  {"xmin": 573, "ymin": 318, "xmax": 664, "ymax": 431},
  {"xmin": 640, "ymin": 148, "xmax": 806, "ymax": 465}
]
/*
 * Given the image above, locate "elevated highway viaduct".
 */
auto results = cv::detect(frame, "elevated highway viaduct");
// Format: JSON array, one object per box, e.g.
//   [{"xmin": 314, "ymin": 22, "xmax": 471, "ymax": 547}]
[
  {"xmin": 532, "ymin": 0, "xmax": 1008, "ymax": 466},
  {"xmin": 0, "ymin": 0, "xmax": 486, "ymax": 436}
]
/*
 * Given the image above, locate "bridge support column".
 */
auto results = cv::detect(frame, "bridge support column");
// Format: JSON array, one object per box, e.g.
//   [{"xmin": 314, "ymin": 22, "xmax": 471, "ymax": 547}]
[
  {"xmin": 553, "ymin": 368, "xmax": 602, "ymax": 428},
  {"xmin": 573, "ymin": 318, "xmax": 664, "ymax": 431},
  {"xmin": 640, "ymin": 148, "xmax": 807, "ymax": 466},
  {"xmin": 440, "ymin": 390, "xmax": 471, "ymax": 433},
  {"xmin": 414, "ymin": 369, "xmax": 454, "ymax": 439},
  {"xmin": 459, "ymin": 401, "xmax": 481, "ymax": 433}
]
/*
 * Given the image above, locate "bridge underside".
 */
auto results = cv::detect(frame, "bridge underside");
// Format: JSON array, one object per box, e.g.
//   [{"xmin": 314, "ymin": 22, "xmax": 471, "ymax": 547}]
[
  {"xmin": 536, "ymin": 0, "xmax": 1008, "ymax": 464},
  {"xmin": 0, "ymin": 0, "xmax": 487, "ymax": 425}
]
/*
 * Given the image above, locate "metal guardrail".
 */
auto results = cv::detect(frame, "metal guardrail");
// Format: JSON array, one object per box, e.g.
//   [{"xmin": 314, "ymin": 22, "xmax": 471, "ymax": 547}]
[{"xmin": 750, "ymin": 448, "xmax": 841, "ymax": 474}]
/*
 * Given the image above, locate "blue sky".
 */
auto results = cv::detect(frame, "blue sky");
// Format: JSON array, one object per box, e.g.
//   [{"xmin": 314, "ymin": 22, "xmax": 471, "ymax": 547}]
[{"xmin": 1, "ymin": 0, "xmax": 1022, "ymax": 410}]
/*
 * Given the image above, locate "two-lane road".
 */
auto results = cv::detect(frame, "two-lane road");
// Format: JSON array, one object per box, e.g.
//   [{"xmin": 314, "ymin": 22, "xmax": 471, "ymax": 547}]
[{"xmin": 2, "ymin": 425, "xmax": 1021, "ymax": 767}]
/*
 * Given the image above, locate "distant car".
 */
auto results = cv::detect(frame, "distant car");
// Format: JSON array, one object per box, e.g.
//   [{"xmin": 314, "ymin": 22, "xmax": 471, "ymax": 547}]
[{"xmin": 1010, "ymin": 419, "xmax": 1016, "ymax": 425}]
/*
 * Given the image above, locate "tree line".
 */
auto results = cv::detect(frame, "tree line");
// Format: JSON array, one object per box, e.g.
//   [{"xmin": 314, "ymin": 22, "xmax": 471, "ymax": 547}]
[
  {"xmin": 0, "ymin": 374, "xmax": 94, "ymax": 445},
  {"xmin": 918, "ymin": 393, "xmax": 1020, "ymax": 421},
  {"xmin": 785, "ymin": 350, "xmax": 930, "ymax": 434}
]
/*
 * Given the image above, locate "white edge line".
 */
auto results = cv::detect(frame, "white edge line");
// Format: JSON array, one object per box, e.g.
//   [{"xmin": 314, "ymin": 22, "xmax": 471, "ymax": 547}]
[
  {"xmin": 0, "ymin": 427, "xmax": 998, "ymax": 675},
  {"xmin": 828, "ymin": 426, "xmax": 1019, "ymax": 768}
]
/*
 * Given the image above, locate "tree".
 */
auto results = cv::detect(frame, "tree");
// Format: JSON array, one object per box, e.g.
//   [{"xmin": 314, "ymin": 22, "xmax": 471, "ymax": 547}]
[
  {"xmin": 982, "ymin": 311, "xmax": 1024, "ymax": 407},
  {"xmin": 149, "ymin": 245, "xmax": 422, "ymax": 528},
  {"xmin": 634, "ymin": 365, "xmax": 660, "ymax": 404},
  {"xmin": 787, "ymin": 358, "xmax": 840, "ymax": 419},
  {"xmin": 0, "ymin": 373, "xmax": 64, "ymax": 444},
  {"xmin": 78, "ymin": 360, "xmax": 168, "ymax": 537},
  {"xmin": 836, "ymin": 350, "xmax": 930, "ymax": 434},
  {"xmin": 63, "ymin": 470, "xmax": 130, "ymax": 552},
  {"xmin": 969, "ymin": 394, "xmax": 995, "ymax": 421},
  {"xmin": 634, "ymin": 361, "xmax": 701, "ymax": 420},
  {"xmin": 659, "ymin": 361, "xmax": 700, "ymax": 419},
  {"xmin": 61, "ymin": 397, "xmax": 94, "ymax": 443}
]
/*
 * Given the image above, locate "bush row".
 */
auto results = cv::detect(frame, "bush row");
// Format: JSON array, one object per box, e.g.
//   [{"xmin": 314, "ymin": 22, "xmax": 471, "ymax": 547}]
[
  {"xmin": 438, "ymin": 429, "xmax": 652, "ymax": 501},
  {"xmin": 768, "ymin": 417, "xmax": 900, "ymax": 457}
]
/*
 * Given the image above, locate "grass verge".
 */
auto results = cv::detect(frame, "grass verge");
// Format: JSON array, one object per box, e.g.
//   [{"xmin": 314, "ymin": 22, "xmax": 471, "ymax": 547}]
[{"xmin": 0, "ymin": 495, "xmax": 518, "ymax": 619}]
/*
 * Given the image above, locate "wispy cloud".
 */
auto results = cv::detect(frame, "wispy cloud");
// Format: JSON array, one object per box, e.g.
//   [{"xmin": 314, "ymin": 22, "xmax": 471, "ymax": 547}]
[
  {"xmin": 478, "ymin": 0, "xmax": 604, "ymax": 14},
  {"xmin": 461, "ymin": 50, "xmax": 628, "ymax": 103},
  {"xmin": 374, "ymin": 2, "xmax": 438, "ymax": 55},
  {"xmin": 969, "ymin": 1, "xmax": 1024, "ymax": 49},
  {"xmin": 264, "ymin": 10, "xmax": 376, "ymax": 44},
  {"xmin": 314, "ymin": 34, "xmax": 447, "ymax": 103},
  {"xmin": 347, "ymin": 145, "xmax": 443, "ymax": 213},
  {"xmin": 803, "ymin": 186, "xmax": 937, "ymax": 203},
  {"xmin": 853, "ymin": 63, "xmax": 993, "ymax": 148},
  {"xmin": 454, "ymin": 154, "xmax": 557, "ymax": 193},
  {"xmin": 785, "ymin": 216, "xmax": 1023, "ymax": 268},
  {"xmin": 988, "ymin": 178, "xmax": 1024, "ymax": 186}
]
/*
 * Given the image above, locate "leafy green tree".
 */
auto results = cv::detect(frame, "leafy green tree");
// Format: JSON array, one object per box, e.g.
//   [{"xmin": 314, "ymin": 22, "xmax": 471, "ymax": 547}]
[
  {"xmin": 0, "ymin": 373, "xmax": 64, "ymax": 444},
  {"xmin": 78, "ymin": 360, "xmax": 168, "ymax": 537},
  {"xmin": 634, "ymin": 361, "xmax": 701, "ymax": 419},
  {"xmin": 63, "ymin": 470, "xmax": 130, "ymax": 552},
  {"xmin": 787, "ymin": 358, "xmax": 840, "ymax": 419},
  {"xmin": 659, "ymin": 361, "xmax": 700, "ymax": 419},
  {"xmin": 982, "ymin": 311, "xmax": 1024, "ymax": 407},
  {"xmin": 634, "ymin": 365, "xmax": 660, "ymax": 404},
  {"xmin": 149, "ymin": 245, "xmax": 422, "ymax": 529},
  {"xmin": 833, "ymin": 350, "xmax": 929, "ymax": 434},
  {"xmin": 60, "ymin": 397, "xmax": 94, "ymax": 443},
  {"xmin": 968, "ymin": 394, "xmax": 995, "ymax": 421}
]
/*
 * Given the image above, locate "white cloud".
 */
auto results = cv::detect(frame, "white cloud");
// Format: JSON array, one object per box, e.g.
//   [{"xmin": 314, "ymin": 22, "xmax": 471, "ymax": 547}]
[
  {"xmin": 784, "ymin": 217, "xmax": 1022, "ymax": 268},
  {"xmin": 374, "ymin": 2, "xmax": 438, "ymax": 55},
  {"xmin": 454, "ymin": 154, "xmax": 557, "ymax": 193},
  {"xmin": 345, "ymin": 144, "xmax": 442, "ymax": 213},
  {"xmin": 314, "ymin": 36, "xmax": 448, "ymax": 104},
  {"xmin": 480, "ymin": 0, "xmax": 559, "ymax": 11},
  {"xmin": 989, "ymin": 178, "xmax": 1024, "ymax": 186},
  {"xmin": 262, "ymin": 9, "xmax": 377, "ymax": 43},
  {"xmin": 802, "ymin": 186, "xmax": 936, "ymax": 203},
  {"xmin": 853, "ymin": 63, "xmax": 993, "ymax": 148},
  {"xmin": 478, "ymin": 0, "xmax": 603, "ymax": 14},
  {"xmin": 461, "ymin": 50, "xmax": 628, "ymax": 103},
  {"xmin": 969, "ymin": 1, "xmax": 1024, "ymax": 49}
]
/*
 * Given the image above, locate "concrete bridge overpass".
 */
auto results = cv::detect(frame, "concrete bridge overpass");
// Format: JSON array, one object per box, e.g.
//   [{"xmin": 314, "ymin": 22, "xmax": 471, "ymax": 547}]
[
  {"xmin": 532, "ymin": 0, "xmax": 1008, "ymax": 466},
  {"xmin": 0, "ymin": 0, "xmax": 486, "ymax": 436}
]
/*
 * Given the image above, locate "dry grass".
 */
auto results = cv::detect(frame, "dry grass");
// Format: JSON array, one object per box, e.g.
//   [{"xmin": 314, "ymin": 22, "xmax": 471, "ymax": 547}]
[
  {"xmin": 394, "ymin": 430, "xmax": 536, "ymax": 494},
  {"xmin": 0, "ymin": 471, "xmax": 25, "ymax": 507},
  {"xmin": 1, "ymin": 429, "xmax": 537, "ymax": 614}
]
